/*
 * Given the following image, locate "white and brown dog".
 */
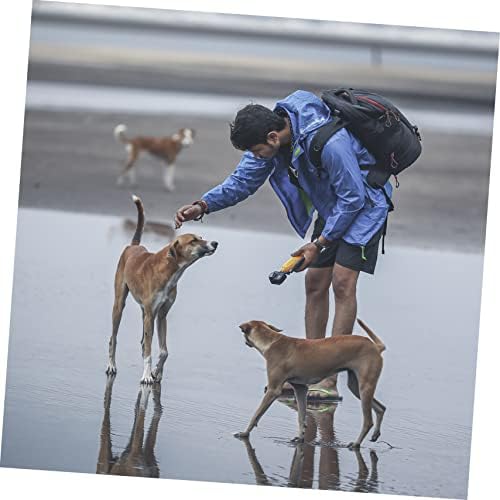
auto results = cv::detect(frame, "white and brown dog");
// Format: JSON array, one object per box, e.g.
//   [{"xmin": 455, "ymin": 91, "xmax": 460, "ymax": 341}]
[
  {"xmin": 113, "ymin": 124, "xmax": 195, "ymax": 191},
  {"xmin": 106, "ymin": 195, "xmax": 217, "ymax": 384}
]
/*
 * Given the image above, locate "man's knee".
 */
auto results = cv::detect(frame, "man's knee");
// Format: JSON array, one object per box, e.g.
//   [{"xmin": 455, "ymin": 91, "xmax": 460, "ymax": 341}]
[
  {"xmin": 305, "ymin": 267, "xmax": 332, "ymax": 297},
  {"xmin": 332, "ymin": 265, "xmax": 359, "ymax": 301}
]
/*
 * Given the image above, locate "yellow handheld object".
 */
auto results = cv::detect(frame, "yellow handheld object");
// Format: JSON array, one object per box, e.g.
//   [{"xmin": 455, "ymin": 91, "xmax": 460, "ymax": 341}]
[
  {"xmin": 269, "ymin": 255, "xmax": 305, "ymax": 285},
  {"xmin": 280, "ymin": 256, "xmax": 304, "ymax": 273}
]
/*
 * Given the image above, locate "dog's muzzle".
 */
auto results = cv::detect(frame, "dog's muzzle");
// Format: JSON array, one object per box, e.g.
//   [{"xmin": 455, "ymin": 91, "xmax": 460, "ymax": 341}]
[{"xmin": 199, "ymin": 241, "xmax": 218, "ymax": 256}]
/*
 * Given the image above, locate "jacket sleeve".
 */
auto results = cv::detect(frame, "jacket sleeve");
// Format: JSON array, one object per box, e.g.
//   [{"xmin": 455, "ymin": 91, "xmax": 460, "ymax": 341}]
[
  {"xmin": 201, "ymin": 152, "xmax": 274, "ymax": 213},
  {"xmin": 319, "ymin": 133, "xmax": 366, "ymax": 241}
]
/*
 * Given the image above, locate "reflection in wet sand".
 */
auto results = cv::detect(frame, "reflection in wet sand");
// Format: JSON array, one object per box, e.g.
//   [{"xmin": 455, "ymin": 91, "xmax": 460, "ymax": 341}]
[
  {"xmin": 122, "ymin": 219, "xmax": 176, "ymax": 240},
  {"xmin": 106, "ymin": 218, "xmax": 176, "ymax": 244},
  {"xmin": 1, "ymin": 209, "xmax": 478, "ymax": 498},
  {"xmin": 96, "ymin": 376, "xmax": 163, "ymax": 477},
  {"xmin": 239, "ymin": 400, "xmax": 379, "ymax": 492}
]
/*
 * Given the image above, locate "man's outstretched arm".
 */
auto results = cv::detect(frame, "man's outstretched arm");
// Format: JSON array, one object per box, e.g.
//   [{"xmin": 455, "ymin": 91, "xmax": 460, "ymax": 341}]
[{"xmin": 175, "ymin": 152, "xmax": 273, "ymax": 228}]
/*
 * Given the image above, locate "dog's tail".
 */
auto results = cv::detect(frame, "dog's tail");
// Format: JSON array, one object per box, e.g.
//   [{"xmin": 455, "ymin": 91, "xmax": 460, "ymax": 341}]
[
  {"xmin": 357, "ymin": 319, "xmax": 386, "ymax": 353},
  {"xmin": 114, "ymin": 124, "xmax": 129, "ymax": 144},
  {"xmin": 131, "ymin": 195, "xmax": 145, "ymax": 245}
]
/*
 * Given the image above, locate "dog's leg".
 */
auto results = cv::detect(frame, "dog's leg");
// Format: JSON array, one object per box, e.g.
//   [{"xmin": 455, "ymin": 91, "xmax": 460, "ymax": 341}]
[
  {"xmin": 140, "ymin": 308, "xmax": 155, "ymax": 384},
  {"xmin": 290, "ymin": 383, "xmax": 308, "ymax": 443},
  {"xmin": 348, "ymin": 369, "xmax": 384, "ymax": 442},
  {"xmin": 370, "ymin": 398, "xmax": 386, "ymax": 442},
  {"xmin": 349, "ymin": 367, "xmax": 385, "ymax": 443},
  {"xmin": 348, "ymin": 381, "xmax": 375, "ymax": 449},
  {"xmin": 106, "ymin": 278, "xmax": 129, "ymax": 375},
  {"xmin": 117, "ymin": 145, "xmax": 139, "ymax": 186},
  {"xmin": 347, "ymin": 370, "xmax": 361, "ymax": 399},
  {"xmin": 153, "ymin": 308, "xmax": 168, "ymax": 382},
  {"xmin": 234, "ymin": 383, "xmax": 283, "ymax": 438},
  {"xmin": 153, "ymin": 289, "xmax": 176, "ymax": 381},
  {"xmin": 162, "ymin": 163, "xmax": 176, "ymax": 192}
]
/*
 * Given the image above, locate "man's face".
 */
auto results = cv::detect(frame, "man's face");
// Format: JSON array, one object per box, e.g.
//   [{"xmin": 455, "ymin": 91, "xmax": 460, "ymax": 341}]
[{"xmin": 248, "ymin": 131, "xmax": 281, "ymax": 159}]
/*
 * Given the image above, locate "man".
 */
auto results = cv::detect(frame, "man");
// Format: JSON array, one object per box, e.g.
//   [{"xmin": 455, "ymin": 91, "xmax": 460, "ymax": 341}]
[{"xmin": 175, "ymin": 90, "xmax": 391, "ymax": 399}]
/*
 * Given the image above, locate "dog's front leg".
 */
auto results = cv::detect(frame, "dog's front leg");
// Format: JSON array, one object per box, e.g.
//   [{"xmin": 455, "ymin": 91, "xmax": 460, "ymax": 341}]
[
  {"xmin": 140, "ymin": 309, "xmax": 155, "ymax": 384},
  {"xmin": 290, "ymin": 384, "xmax": 308, "ymax": 443},
  {"xmin": 106, "ymin": 279, "xmax": 128, "ymax": 375},
  {"xmin": 153, "ymin": 292, "xmax": 175, "ymax": 382},
  {"xmin": 234, "ymin": 385, "xmax": 282, "ymax": 438},
  {"xmin": 153, "ymin": 311, "xmax": 168, "ymax": 382}
]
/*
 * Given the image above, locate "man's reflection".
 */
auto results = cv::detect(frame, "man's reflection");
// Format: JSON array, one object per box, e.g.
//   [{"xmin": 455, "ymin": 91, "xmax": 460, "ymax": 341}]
[{"xmin": 96, "ymin": 375, "xmax": 163, "ymax": 477}]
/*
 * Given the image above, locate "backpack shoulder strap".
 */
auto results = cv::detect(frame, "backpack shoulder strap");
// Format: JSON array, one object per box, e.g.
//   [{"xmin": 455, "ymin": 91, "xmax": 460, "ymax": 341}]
[{"xmin": 309, "ymin": 116, "xmax": 346, "ymax": 169}]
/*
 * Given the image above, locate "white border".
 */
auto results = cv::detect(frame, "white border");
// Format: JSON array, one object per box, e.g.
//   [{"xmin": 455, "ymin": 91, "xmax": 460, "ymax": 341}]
[{"xmin": 1, "ymin": 1, "xmax": 498, "ymax": 500}]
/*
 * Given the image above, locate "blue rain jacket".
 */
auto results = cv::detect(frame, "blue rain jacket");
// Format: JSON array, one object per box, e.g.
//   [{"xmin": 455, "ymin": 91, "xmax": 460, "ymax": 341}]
[{"xmin": 202, "ymin": 90, "xmax": 392, "ymax": 246}]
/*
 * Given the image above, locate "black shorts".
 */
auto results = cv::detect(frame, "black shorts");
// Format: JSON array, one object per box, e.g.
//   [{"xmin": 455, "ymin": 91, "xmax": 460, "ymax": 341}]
[{"xmin": 310, "ymin": 217, "xmax": 383, "ymax": 275}]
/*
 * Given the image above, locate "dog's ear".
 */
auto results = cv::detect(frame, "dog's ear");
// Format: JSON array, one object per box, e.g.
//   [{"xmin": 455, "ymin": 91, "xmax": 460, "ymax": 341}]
[
  {"xmin": 168, "ymin": 240, "xmax": 180, "ymax": 259},
  {"xmin": 265, "ymin": 322, "xmax": 282, "ymax": 332}
]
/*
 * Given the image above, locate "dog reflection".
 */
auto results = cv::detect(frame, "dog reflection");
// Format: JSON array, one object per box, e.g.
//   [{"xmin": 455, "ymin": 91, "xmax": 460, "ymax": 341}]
[
  {"xmin": 96, "ymin": 376, "xmax": 163, "ymax": 477},
  {"xmin": 239, "ymin": 402, "xmax": 379, "ymax": 492}
]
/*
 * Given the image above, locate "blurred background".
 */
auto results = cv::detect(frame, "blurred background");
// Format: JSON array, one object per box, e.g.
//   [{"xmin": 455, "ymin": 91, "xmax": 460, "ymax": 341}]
[{"xmin": 23, "ymin": 0, "xmax": 498, "ymax": 251}]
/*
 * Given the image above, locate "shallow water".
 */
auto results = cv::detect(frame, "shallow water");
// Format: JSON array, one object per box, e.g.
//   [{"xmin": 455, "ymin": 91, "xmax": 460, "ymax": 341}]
[{"xmin": 1, "ymin": 208, "xmax": 483, "ymax": 498}]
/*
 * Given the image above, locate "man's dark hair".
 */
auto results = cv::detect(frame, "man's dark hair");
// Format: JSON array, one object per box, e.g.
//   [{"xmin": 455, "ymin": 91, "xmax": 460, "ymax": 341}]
[{"xmin": 230, "ymin": 104, "xmax": 286, "ymax": 151}]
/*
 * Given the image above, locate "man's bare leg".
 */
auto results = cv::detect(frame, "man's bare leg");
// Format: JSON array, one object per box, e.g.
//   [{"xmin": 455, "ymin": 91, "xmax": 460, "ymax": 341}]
[
  {"xmin": 305, "ymin": 267, "xmax": 332, "ymax": 339},
  {"xmin": 331, "ymin": 263, "xmax": 359, "ymax": 336}
]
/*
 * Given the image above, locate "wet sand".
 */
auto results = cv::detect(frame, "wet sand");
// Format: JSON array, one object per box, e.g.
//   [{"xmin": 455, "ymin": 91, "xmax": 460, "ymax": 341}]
[{"xmin": 1, "ymin": 208, "xmax": 482, "ymax": 498}]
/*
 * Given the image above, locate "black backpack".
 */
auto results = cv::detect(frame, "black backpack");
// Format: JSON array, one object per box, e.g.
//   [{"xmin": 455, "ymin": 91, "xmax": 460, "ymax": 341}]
[{"xmin": 309, "ymin": 88, "xmax": 423, "ymax": 194}]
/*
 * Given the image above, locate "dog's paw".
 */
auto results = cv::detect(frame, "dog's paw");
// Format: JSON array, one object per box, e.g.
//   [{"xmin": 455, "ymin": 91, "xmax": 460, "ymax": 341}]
[
  {"xmin": 291, "ymin": 436, "xmax": 304, "ymax": 444},
  {"xmin": 347, "ymin": 442, "xmax": 361, "ymax": 450},
  {"xmin": 370, "ymin": 430, "xmax": 381, "ymax": 442},
  {"xmin": 233, "ymin": 431, "xmax": 250, "ymax": 440}
]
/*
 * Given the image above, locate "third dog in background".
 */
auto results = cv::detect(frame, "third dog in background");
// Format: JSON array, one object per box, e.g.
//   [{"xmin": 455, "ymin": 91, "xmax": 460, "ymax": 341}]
[{"xmin": 113, "ymin": 124, "xmax": 195, "ymax": 191}]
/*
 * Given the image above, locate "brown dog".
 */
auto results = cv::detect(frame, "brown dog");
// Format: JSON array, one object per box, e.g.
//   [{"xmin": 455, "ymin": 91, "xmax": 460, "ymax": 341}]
[
  {"xmin": 235, "ymin": 319, "xmax": 386, "ymax": 448},
  {"xmin": 113, "ymin": 124, "xmax": 195, "ymax": 191},
  {"xmin": 106, "ymin": 195, "xmax": 217, "ymax": 384}
]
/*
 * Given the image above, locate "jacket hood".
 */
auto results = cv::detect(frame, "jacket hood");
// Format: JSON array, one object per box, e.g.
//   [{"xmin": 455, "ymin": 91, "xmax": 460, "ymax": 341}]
[{"xmin": 274, "ymin": 90, "xmax": 331, "ymax": 141}]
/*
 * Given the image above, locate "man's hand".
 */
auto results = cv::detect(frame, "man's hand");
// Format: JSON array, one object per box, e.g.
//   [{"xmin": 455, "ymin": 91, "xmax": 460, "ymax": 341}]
[
  {"xmin": 174, "ymin": 203, "xmax": 204, "ymax": 229},
  {"xmin": 290, "ymin": 242, "xmax": 320, "ymax": 272}
]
